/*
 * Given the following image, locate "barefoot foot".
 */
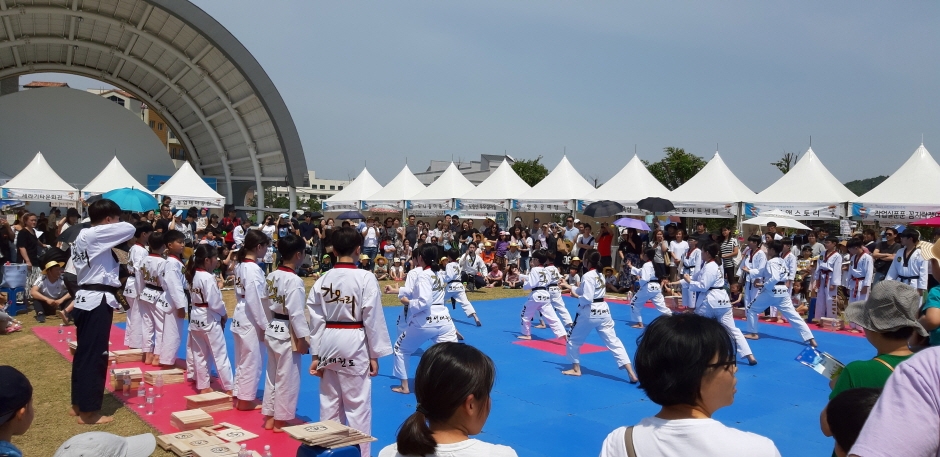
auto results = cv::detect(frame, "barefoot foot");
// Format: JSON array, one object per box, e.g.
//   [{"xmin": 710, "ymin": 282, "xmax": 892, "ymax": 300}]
[
  {"xmin": 746, "ymin": 355, "xmax": 758, "ymax": 366},
  {"xmin": 273, "ymin": 420, "xmax": 287, "ymax": 432},
  {"xmin": 516, "ymin": 335, "xmax": 532, "ymax": 340},
  {"xmin": 199, "ymin": 387, "xmax": 214, "ymax": 394},
  {"xmin": 744, "ymin": 333, "xmax": 760, "ymax": 340},
  {"xmin": 561, "ymin": 369, "xmax": 581, "ymax": 376},
  {"xmin": 630, "ymin": 324, "xmax": 644, "ymax": 329},
  {"xmin": 391, "ymin": 385, "xmax": 410, "ymax": 394},
  {"xmin": 76, "ymin": 411, "xmax": 113, "ymax": 425},
  {"xmin": 534, "ymin": 324, "xmax": 547, "ymax": 329},
  {"xmin": 68, "ymin": 405, "xmax": 79, "ymax": 417},
  {"xmin": 263, "ymin": 416, "xmax": 275, "ymax": 430},
  {"xmin": 235, "ymin": 399, "xmax": 261, "ymax": 411},
  {"xmin": 807, "ymin": 338, "xmax": 818, "ymax": 348}
]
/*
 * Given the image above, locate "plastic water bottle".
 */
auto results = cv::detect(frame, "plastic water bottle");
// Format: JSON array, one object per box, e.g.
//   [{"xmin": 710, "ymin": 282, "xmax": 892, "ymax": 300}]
[
  {"xmin": 65, "ymin": 331, "xmax": 72, "ymax": 344},
  {"xmin": 155, "ymin": 373, "xmax": 164, "ymax": 397},
  {"xmin": 58, "ymin": 324, "xmax": 64, "ymax": 341},
  {"xmin": 145, "ymin": 388, "xmax": 155, "ymax": 415},
  {"xmin": 137, "ymin": 378, "xmax": 146, "ymax": 406},
  {"xmin": 237, "ymin": 444, "xmax": 248, "ymax": 457},
  {"xmin": 122, "ymin": 371, "xmax": 131, "ymax": 396},
  {"xmin": 263, "ymin": 445, "xmax": 272, "ymax": 457}
]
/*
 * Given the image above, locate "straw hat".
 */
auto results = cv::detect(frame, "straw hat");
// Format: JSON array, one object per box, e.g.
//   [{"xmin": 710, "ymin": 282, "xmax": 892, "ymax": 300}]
[
  {"xmin": 571, "ymin": 256, "xmax": 581, "ymax": 262},
  {"xmin": 376, "ymin": 257, "xmax": 387, "ymax": 264},
  {"xmin": 42, "ymin": 260, "xmax": 64, "ymax": 273},
  {"xmin": 603, "ymin": 266, "xmax": 615, "ymax": 275},
  {"xmin": 360, "ymin": 254, "xmax": 370, "ymax": 261},
  {"xmin": 509, "ymin": 242, "xmax": 519, "ymax": 248}
]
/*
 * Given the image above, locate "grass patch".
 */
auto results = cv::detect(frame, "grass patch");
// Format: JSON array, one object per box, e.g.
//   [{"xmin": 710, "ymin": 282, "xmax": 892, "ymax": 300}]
[{"xmin": 0, "ymin": 277, "xmax": 527, "ymax": 456}]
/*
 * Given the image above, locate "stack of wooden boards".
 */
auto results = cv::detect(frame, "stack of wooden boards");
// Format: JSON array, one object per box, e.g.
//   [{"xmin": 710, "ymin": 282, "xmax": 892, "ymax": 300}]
[
  {"xmin": 282, "ymin": 420, "xmax": 376, "ymax": 449},
  {"xmin": 157, "ymin": 423, "xmax": 260, "ymax": 457},
  {"xmin": 110, "ymin": 367, "xmax": 143, "ymax": 390},
  {"xmin": 112, "ymin": 348, "xmax": 145, "ymax": 363},
  {"xmin": 144, "ymin": 367, "xmax": 186, "ymax": 384},
  {"xmin": 185, "ymin": 392, "xmax": 233, "ymax": 413}
]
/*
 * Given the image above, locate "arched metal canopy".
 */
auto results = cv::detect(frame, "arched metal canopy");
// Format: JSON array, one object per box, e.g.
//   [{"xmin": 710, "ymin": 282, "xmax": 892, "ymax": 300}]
[{"xmin": 0, "ymin": 0, "xmax": 306, "ymax": 209}]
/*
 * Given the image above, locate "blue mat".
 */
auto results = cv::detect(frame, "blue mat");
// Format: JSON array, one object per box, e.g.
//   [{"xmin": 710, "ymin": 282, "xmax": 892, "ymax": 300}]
[{"xmin": 120, "ymin": 297, "xmax": 872, "ymax": 457}]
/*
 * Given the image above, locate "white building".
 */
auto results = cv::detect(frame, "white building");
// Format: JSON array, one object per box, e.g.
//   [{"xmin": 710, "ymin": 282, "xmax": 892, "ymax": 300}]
[
  {"xmin": 414, "ymin": 154, "xmax": 515, "ymax": 185},
  {"xmin": 271, "ymin": 170, "xmax": 350, "ymax": 201}
]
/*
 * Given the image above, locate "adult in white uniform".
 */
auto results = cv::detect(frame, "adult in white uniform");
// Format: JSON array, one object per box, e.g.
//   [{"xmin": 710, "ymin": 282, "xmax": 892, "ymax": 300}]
[
  {"xmin": 742, "ymin": 240, "xmax": 817, "ymax": 347},
  {"xmin": 232, "ymin": 219, "xmax": 251, "ymax": 250},
  {"xmin": 676, "ymin": 237, "xmax": 701, "ymax": 310},
  {"xmin": 737, "ymin": 235, "xmax": 766, "ymax": 312},
  {"xmin": 812, "ymin": 236, "xmax": 843, "ymax": 321},
  {"xmin": 886, "ymin": 229, "xmax": 929, "ymax": 295},
  {"xmin": 187, "ymin": 244, "xmax": 234, "ymax": 394},
  {"xmin": 457, "ymin": 242, "xmax": 487, "ymax": 290},
  {"xmin": 517, "ymin": 251, "xmax": 567, "ymax": 340},
  {"xmin": 563, "ymin": 250, "xmax": 638, "ymax": 382},
  {"xmin": 392, "ymin": 244, "xmax": 459, "ymax": 394},
  {"xmin": 261, "ymin": 235, "xmax": 311, "ymax": 432},
  {"xmin": 686, "ymin": 243, "xmax": 757, "ymax": 365},
  {"xmin": 378, "ymin": 343, "xmax": 519, "ymax": 457},
  {"xmin": 599, "ymin": 313, "xmax": 779, "ymax": 457},
  {"xmin": 442, "ymin": 249, "xmax": 482, "ymax": 326},
  {"xmin": 231, "ymin": 230, "xmax": 271, "ymax": 410},
  {"xmin": 308, "ymin": 227, "xmax": 392, "ymax": 457},
  {"xmin": 137, "ymin": 232, "xmax": 166, "ymax": 366},
  {"xmin": 157, "ymin": 230, "xmax": 188, "ymax": 367},
  {"xmin": 627, "ymin": 248, "xmax": 672, "ymax": 328},
  {"xmin": 846, "ymin": 239, "xmax": 874, "ymax": 302},
  {"xmin": 69, "ymin": 199, "xmax": 136, "ymax": 425},
  {"xmin": 544, "ymin": 258, "xmax": 574, "ymax": 327},
  {"xmin": 123, "ymin": 222, "xmax": 151, "ymax": 349}
]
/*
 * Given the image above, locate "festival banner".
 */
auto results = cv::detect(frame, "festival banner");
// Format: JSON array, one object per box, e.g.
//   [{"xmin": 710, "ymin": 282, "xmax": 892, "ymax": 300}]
[
  {"xmin": 165, "ymin": 195, "xmax": 225, "ymax": 208},
  {"xmin": 362, "ymin": 200, "xmax": 404, "ymax": 211},
  {"xmin": 851, "ymin": 203, "xmax": 940, "ymax": 223},
  {"xmin": 455, "ymin": 199, "xmax": 510, "ymax": 211},
  {"xmin": 511, "ymin": 199, "xmax": 573, "ymax": 212},
  {"xmin": 664, "ymin": 202, "xmax": 738, "ymax": 219},
  {"xmin": 578, "ymin": 200, "xmax": 643, "ymax": 216},
  {"xmin": 743, "ymin": 203, "xmax": 843, "ymax": 220},
  {"xmin": 406, "ymin": 199, "xmax": 453, "ymax": 211},
  {"xmin": 1, "ymin": 187, "xmax": 79, "ymax": 205},
  {"xmin": 321, "ymin": 201, "xmax": 362, "ymax": 212}
]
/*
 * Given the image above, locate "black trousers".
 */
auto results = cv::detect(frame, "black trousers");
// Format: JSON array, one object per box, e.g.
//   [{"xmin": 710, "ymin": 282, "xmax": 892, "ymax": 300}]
[
  {"xmin": 71, "ymin": 298, "xmax": 113, "ymax": 412},
  {"xmin": 461, "ymin": 272, "xmax": 486, "ymax": 289}
]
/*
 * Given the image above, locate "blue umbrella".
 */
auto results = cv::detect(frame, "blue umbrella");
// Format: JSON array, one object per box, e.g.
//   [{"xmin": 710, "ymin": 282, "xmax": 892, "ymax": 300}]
[
  {"xmin": 337, "ymin": 210, "xmax": 365, "ymax": 220},
  {"xmin": 613, "ymin": 217, "xmax": 650, "ymax": 231},
  {"xmin": 100, "ymin": 187, "xmax": 159, "ymax": 213}
]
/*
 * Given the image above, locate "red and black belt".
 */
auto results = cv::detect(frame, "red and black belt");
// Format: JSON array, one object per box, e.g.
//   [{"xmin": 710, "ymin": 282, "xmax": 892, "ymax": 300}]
[
  {"xmin": 326, "ymin": 321, "xmax": 364, "ymax": 329},
  {"xmin": 193, "ymin": 302, "xmax": 208, "ymax": 308}
]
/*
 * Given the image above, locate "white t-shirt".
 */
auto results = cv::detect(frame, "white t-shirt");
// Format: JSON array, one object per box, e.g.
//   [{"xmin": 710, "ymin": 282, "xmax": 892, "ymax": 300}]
[
  {"xmin": 33, "ymin": 275, "xmax": 68, "ymax": 300},
  {"xmin": 669, "ymin": 240, "xmax": 689, "ymax": 264},
  {"xmin": 378, "ymin": 439, "xmax": 518, "ymax": 457},
  {"xmin": 599, "ymin": 417, "xmax": 780, "ymax": 457},
  {"xmin": 363, "ymin": 226, "xmax": 379, "ymax": 248}
]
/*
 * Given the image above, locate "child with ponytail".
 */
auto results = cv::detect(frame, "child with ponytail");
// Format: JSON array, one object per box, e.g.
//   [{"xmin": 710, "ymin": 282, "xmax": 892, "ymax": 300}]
[
  {"xmin": 231, "ymin": 229, "xmax": 271, "ymax": 410},
  {"xmin": 186, "ymin": 244, "xmax": 234, "ymax": 394}
]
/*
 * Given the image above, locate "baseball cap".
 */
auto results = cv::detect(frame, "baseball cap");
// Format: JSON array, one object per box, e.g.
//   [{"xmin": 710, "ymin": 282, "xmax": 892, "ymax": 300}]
[
  {"xmin": 174, "ymin": 210, "xmax": 183, "ymax": 218},
  {"xmin": 0, "ymin": 366, "xmax": 32, "ymax": 425},
  {"xmin": 574, "ymin": 218, "xmax": 581, "ymax": 223},
  {"xmin": 533, "ymin": 218, "xmax": 540, "ymax": 223},
  {"xmin": 844, "ymin": 281, "xmax": 928, "ymax": 336},
  {"xmin": 514, "ymin": 217, "xmax": 521, "ymax": 222},
  {"xmin": 54, "ymin": 432, "xmax": 156, "ymax": 457},
  {"xmin": 279, "ymin": 213, "xmax": 290, "ymax": 219}
]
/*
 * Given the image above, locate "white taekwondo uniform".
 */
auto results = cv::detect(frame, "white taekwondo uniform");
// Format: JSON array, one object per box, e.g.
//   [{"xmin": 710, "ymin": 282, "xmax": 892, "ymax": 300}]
[
  {"xmin": 813, "ymin": 250, "xmax": 843, "ymax": 320},
  {"xmin": 745, "ymin": 257, "xmax": 815, "ymax": 343},
  {"xmin": 519, "ymin": 265, "xmax": 567, "ymax": 338},
  {"xmin": 738, "ymin": 248, "xmax": 766, "ymax": 311},
  {"xmin": 545, "ymin": 263, "xmax": 574, "ymax": 326},
  {"xmin": 679, "ymin": 247, "xmax": 702, "ymax": 310},
  {"xmin": 392, "ymin": 267, "xmax": 458, "ymax": 382},
  {"xmin": 307, "ymin": 263, "xmax": 393, "ymax": 457},
  {"xmin": 848, "ymin": 252, "xmax": 874, "ymax": 302},
  {"xmin": 688, "ymin": 260, "xmax": 754, "ymax": 359},
  {"xmin": 137, "ymin": 252, "xmax": 166, "ymax": 354},
  {"xmin": 231, "ymin": 260, "xmax": 269, "ymax": 401},
  {"xmin": 629, "ymin": 261, "xmax": 671, "ymax": 324},
  {"xmin": 158, "ymin": 254, "xmax": 188, "ymax": 366},
  {"xmin": 441, "ymin": 261, "xmax": 477, "ymax": 317},
  {"xmin": 261, "ymin": 266, "xmax": 312, "ymax": 421},
  {"xmin": 188, "ymin": 268, "xmax": 234, "ymax": 392},
  {"xmin": 123, "ymin": 242, "xmax": 148, "ymax": 349},
  {"xmin": 566, "ymin": 268, "xmax": 631, "ymax": 368},
  {"xmin": 887, "ymin": 246, "xmax": 929, "ymax": 291}
]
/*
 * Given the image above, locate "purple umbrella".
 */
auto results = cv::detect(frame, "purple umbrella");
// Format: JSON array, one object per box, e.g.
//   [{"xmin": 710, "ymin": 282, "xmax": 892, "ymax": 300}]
[{"xmin": 613, "ymin": 217, "xmax": 650, "ymax": 231}]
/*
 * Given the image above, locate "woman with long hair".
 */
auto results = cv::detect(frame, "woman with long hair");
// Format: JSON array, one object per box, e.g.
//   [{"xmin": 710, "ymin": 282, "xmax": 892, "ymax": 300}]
[
  {"xmin": 379, "ymin": 342, "xmax": 517, "ymax": 457},
  {"xmin": 647, "ymin": 229, "xmax": 670, "ymax": 281},
  {"xmin": 185, "ymin": 244, "xmax": 234, "ymax": 394},
  {"xmin": 259, "ymin": 215, "xmax": 277, "ymax": 272},
  {"xmin": 719, "ymin": 227, "xmax": 740, "ymax": 282},
  {"xmin": 391, "ymin": 244, "xmax": 458, "ymax": 395},
  {"xmin": 231, "ymin": 230, "xmax": 270, "ymax": 410}
]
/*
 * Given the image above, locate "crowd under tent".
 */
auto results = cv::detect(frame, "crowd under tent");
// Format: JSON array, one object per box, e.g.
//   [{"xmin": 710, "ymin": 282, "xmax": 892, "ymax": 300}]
[
  {"xmin": 666, "ymin": 152, "xmax": 755, "ymax": 219},
  {"xmin": 852, "ymin": 144, "xmax": 940, "ymax": 223},
  {"xmin": 322, "ymin": 168, "xmax": 383, "ymax": 212},
  {"xmin": 362, "ymin": 165, "xmax": 425, "ymax": 211},
  {"xmin": 581, "ymin": 155, "xmax": 671, "ymax": 215},
  {"xmin": 514, "ymin": 156, "xmax": 595, "ymax": 213},
  {"xmin": 748, "ymin": 147, "xmax": 855, "ymax": 220},
  {"xmin": 0, "ymin": 151, "xmax": 79, "ymax": 206},
  {"xmin": 81, "ymin": 156, "xmax": 152, "ymax": 199},
  {"xmin": 153, "ymin": 161, "xmax": 226, "ymax": 208}
]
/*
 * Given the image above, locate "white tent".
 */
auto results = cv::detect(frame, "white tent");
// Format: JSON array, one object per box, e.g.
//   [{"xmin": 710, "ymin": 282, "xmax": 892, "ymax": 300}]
[
  {"xmin": 514, "ymin": 156, "xmax": 595, "ymax": 212},
  {"xmin": 153, "ymin": 161, "xmax": 225, "ymax": 208},
  {"xmin": 667, "ymin": 152, "xmax": 754, "ymax": 218},
  {"xmin": 0, "ymin": 151, "xmax": 79, "ymax": 205},
  {"xmin": 582, "ymin": 155, "xmax": 670, "ymax": 214},
  {"xmin": 750, "ymin": 147, "xmax": 854, "ymax": 219},
  {"xmin": 363, "ymin": 165, "xmax": 425, "ymax": 209},
  {"xmin": 407, "ymin": 163, "xmax": 475, "ymax": 211},
  {"xmin": 458, "ymin": 159, "xmax": 531, "ymax": 211},
  {"xmin": 82, "ymin": 156, "xmax": 152, "ymax": 198},
  {"xmin": 851, "ymin": 144, "xmax": 940, "ymax": 222},
  {"xmin": 743, "ymin": 209, "xmax": 811, "ymax": 230},
  {"xmin": 323, "ymin": 168, "xmax": 383, "ymax": 212}
]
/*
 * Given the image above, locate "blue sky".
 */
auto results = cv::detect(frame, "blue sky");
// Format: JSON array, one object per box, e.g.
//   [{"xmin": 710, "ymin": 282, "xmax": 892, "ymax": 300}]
[{"xmin": 24, "ymin": 1, "xmax": 940, "ymax": 191}]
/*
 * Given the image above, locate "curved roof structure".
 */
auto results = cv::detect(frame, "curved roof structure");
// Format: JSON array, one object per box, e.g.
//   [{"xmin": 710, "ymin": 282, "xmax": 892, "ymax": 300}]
[{"xmin": 0, "ymin": 0, "xmax": 306, "ymax": 207}]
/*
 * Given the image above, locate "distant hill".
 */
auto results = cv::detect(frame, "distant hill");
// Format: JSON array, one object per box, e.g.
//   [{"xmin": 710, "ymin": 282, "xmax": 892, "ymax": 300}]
[{"xmin": 844, "ymin": 176, "xmax": 888, "ymax": 196}]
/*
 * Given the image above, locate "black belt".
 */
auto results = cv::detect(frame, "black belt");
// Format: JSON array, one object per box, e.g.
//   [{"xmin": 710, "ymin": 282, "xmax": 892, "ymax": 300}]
[
  {"xmin": 548, "ymin": 283, "xmax": 559, "ymax": 287},
  {"xmin": 326, "ymin": 321, "xmax": 364, "ymax": 329},
  {"xmin": 775, "ymin": 282, "xmax": 787, "ymax": 286},
  {"xmin": 145, "ymin": 284, "xmax": 164, "ymax": 292},
  {"xmin": 273, "ymin": 312, "xmax": 289, "ymax": 320},
  {"xmin": 193, "ymin": 303, "xmax": 208, "ymax": 308},
  {"xmin": 532, "ymin": 286, "xmax": 547, "ymax": 291},
  {"xmin": 593, "ymin": 298, "xmax": 604, "ymax": 303},
  {"xmin": 898, "ymin": 275, "xmax": 917, "ymax": 281},
  {"xmin": 709, "ymin": 286, "xmax": 724, "ymax": 290},
  {"xmin": 79, "ymin": 284, "xmax": 120, "ymax": 293},
  {"xmin": 432, "ymin": 303, "xmax": 446, "ymax": 306},
  {"xmin": 448, "ymin": 280, "xmax": 462, "ymax": 284}
]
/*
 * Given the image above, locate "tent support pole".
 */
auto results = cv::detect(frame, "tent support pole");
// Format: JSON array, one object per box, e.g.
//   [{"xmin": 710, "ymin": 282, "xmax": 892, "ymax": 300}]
[{"xmin": 736, "ymin": 202, "xmax": 744, "ymax": 235}]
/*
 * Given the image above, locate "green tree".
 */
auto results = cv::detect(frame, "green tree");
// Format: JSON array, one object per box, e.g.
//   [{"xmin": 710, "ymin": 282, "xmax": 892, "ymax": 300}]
[
  {"xmin": 642, "ymin": 147, "xmax": 707, "ymax": 191},
  {"xmin": 844, "ymin": 176, "xmax": 888, "ymax": 196},
  {"xmin": 771, "ymin": 152, "xmax": 799, "ymax": 174},
  {"xmin": 512, "ymin": 156, "xmax": 550, "ymax": 187}
]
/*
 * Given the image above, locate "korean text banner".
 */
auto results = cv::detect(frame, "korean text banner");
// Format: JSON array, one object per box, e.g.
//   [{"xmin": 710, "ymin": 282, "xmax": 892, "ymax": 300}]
[
  {"xmin": 511, "ymin": 199, "xmax": 573, "ymax": 212},
  {"xmin": 664, "ymin": 202, "xmax": 738, "ymax": 219},
  {"xmin": 851, "ymin": 203, "xmax": 940, "ymax": 223},
  {"xmin": 743, "ymin": 203, "xmax": 843, "ymax": 220}
]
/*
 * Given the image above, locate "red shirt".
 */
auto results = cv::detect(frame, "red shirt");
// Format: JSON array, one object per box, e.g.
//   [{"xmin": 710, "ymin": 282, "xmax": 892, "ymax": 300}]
[{"xmin": 597, "ymin": 232, "xmax": 613, "ymax": 257}]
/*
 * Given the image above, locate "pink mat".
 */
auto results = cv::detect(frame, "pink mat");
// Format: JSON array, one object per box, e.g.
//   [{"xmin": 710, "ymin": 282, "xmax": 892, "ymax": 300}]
[
  {"xmin": 513, "ymin": 336, "xmax": 606, "ymax": 355},
  {"xmin": 33, "ymin": 325, "xmax": 303, "ymax": 456}
]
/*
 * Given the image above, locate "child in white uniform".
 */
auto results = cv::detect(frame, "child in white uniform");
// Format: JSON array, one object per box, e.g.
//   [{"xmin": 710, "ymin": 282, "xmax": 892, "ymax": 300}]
[
  {"xmin": 563, "ymin": 250, "xmax": 637, "ymax": 382},
  {"xmin": 518, "ymin": 251, "xmax": 568, "ymax": 340},
  {"xmin": 627, "ymin": 248, "xmax": 672, "ymax": 328},
  {"xmin": 670, "ymin": 238, "xmax": 700, "ymax": 310},
  {"xmin": 157, "ymin": 230, "xmax": 188, "ymax": 368},
  {"xmin": 124, "ymin": 222, "xmax": 151, "ymax": 349},
  {"xmin": 231, "ymin": 230, "xmax": 270, "ymax": 410},
  {"xmin": 813, "ymin": 236, "xmax": 843, "ymax": 322},
  {"xmin": 847, "ymin": 238, "xmax": 874, "ymax": 302},
  {"xmin": 738, "ymin": 235, "xmax": 766, "ymax": 315},
  {"xmin": 308, "ymin": 227, "xmax": 393, "ymax": 457},
  {"xmin": 392, "ymin": 244, "xmax": 458, "ymax": 395},
  {"xmin": 544, "ymin": 257, "xmax": 574, "ymax": 327},
  {"xmin": 742, "ymin": 240, "xmax": 817, "ymax": 346},
  {"xmin": 137, "ymin": 232, "xmax": 166, "ymax": 366},
  {"xmin": 441, "ymin": 249, "xmax": 482, "ymax": 326},
  {"xmin": 186, "ymin": 244, "xmax": 234, "ymax": 394},
  {"xmin": 261, "ymin": 235, "xmax": 312, "ymax": 432}
]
